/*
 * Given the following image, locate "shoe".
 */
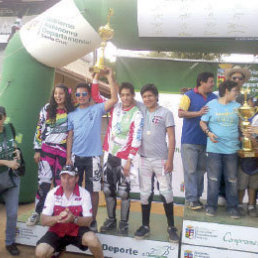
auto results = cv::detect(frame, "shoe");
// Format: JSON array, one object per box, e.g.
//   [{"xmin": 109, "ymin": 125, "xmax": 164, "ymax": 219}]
[
  {"xmin": 100, "ymin": 218, "xmax": 117, "ymax": 232},
  {"xmin": 247, "ymin": 207, "xmax": 257, "ymax": 217},
  {"xmin": 238, "ymin": 205, "xmax": 246, "ymax": 216},
  {"xmin": 6, "ymin": 243, "xmax": 20, "ymax": 256},
  {"xmin": 206, "ymin": 207, "xmax": 215, "ymax": 217},
  {"xmin": 118, "ymin": 220, "xmax": 129, "ymax": 235},
  {"xmin": 134, "ymin": 225, "xmax": 150, "ymax": 239},
  {"xmin": 228, "ymin": 208, "xmax": 240, "ymax": 219},
  {"xmin": 186, "ymin": 201, "xmax": 202, "ymax": 210},
  {"xmin": 167, "ymin": 226, "xmax": 179, "ymax": 243},
  {"xmin": 26, "ymin": 212, "xmax": 40, "ymax": 226},
  {"xmin": 89, "ymin": 220, "xmax": 98, "ymax": 233}
]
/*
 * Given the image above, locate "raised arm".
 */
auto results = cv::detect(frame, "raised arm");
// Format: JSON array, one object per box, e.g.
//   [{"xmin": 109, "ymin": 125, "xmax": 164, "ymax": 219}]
[{"xmin": 91, "ymin": 73, "xmax": 106, "ymax": 103}]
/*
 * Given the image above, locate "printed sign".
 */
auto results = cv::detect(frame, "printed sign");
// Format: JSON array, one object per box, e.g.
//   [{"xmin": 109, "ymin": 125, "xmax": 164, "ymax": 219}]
[
  {"xmin": 182, "ymin": 220, "xmax": 258, "ymax": 253},
  {"xmin": 181, "ymin": 244, "xmax": 256, "ymax": 258},
  {"xmin": 20, "ymin": 0, "xmax": 101, "ymax": 68},
  {"xmin": 16, "ymin": 222, "xmax": 178, "ymax": 258}
]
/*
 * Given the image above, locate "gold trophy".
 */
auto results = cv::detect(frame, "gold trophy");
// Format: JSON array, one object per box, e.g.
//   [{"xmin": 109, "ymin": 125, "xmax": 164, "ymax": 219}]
[
  {"xmin": 89, "ymin": 8, "xmax": 114, "ymax": 74},
  {"xmin": 238, "ymin": 88, "xmax": 257, "ymax": 158}
]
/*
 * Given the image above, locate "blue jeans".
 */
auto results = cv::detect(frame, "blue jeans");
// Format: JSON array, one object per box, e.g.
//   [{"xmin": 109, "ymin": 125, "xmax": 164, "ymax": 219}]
[
  {"xmin": 181, "ymin": 144, "xmax": 206, "ymax": 202},
  {"xmin": 207, "ymin": 153, "xmax": 238, "ymax": 209},
  {"xmin": 1, "ymin": 175, "xmax": 20, "ymax": 245}
]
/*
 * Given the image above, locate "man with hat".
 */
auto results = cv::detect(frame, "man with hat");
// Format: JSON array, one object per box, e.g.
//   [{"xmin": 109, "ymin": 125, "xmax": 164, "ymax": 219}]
[
  {"xmin": 35, "ymin": 165, "xmax": 104, "ymax": 258},
  {"xmin": 224, "ymin": 65, "xmax": 251, "ymax": 103},
  {"xmin": 224, "ymin": 66, "xmax": 257, "ymax": 216}
]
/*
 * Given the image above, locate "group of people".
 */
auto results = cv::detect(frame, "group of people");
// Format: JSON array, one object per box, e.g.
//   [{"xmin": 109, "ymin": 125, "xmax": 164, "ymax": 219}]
[
  {"xmin": 179, "ymin": 66, "xmax": 257, "ymax": 219},
  {"xmin": 0, "ymin": 65, "xmax": 257, "ymax": 257},
  {"xmin": 23, "ymin": 66, "xmax": 179, "ymax": 258}
]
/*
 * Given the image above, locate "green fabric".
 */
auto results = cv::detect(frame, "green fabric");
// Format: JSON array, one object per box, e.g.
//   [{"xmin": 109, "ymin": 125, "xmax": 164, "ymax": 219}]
[
  {"xmin": 0, "ymin": 124, "xmax": 16, "ymax": 173},
  {"xmin": 116, "ymin": 57, "xmax": 217, "ymax": 93},
  {"xmin": 0, "ymin": 32, "xmax": 55, "ymax": 202}
]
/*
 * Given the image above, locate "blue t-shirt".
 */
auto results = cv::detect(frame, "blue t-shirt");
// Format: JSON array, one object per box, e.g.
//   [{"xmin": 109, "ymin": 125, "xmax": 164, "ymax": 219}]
[
  {"xmin": 180, "ymin": 89, "xmax": 217, "ymax": 145},
  {"xmin": 201, "ymin": 99, "xmax": 241, "ymax": 154},
  {"xmin": 68, "ymin": 103, "xmax": 106, "ymax": 157}
]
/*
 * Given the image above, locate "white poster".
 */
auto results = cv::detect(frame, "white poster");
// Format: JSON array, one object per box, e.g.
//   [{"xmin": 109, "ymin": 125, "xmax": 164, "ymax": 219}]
[
  {"xmin": 181, "ymin": 244, "xmax": 256, "ymax": 258},
  {"xmin": 20, "ymin": 0, "xmax": 101, "ymax": 68},
  {"xmin": 138, "ymin": 0, "xmax": 258, "ymax": 38},
  {"xmin": 16, "ymin": 222, "xmax": 178, "ymax": 258},
  {"xmin": 182, "ymin": 220, "xmax": 258, "ymax": 253}
]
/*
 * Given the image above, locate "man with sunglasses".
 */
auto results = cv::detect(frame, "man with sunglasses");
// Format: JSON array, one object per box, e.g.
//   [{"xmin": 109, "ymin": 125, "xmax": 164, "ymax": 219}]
[
  {"xmin": 35, "ymin": 165, "xmax": 104, "ymax": 258},
  {"xmin": 224, "ymin": 66, "xmax": 257, "ymax": 217},
  {"xmin": 66, "ymin": 67, "xmax": 118, "ymax": 232}
]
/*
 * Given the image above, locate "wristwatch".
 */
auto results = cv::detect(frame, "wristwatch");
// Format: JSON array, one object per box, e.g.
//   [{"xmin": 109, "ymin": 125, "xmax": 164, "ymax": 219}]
[{"xmin": 73, "ymin": 216, "xmax": 79, "ymax": 224}]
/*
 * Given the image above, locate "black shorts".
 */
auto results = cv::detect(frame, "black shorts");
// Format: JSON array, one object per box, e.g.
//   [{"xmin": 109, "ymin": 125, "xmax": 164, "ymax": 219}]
[
  {"xmin": 36, "ymin": 227, "xmax": 90, "ymax": 252},
  {"xmin": 74, "ymin": 155, "xmax": 102, "ymax": 192}
]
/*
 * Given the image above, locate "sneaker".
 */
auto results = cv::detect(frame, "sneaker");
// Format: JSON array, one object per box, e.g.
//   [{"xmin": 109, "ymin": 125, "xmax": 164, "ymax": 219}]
[
  {"xmin": 6, "ymin": 243, "xmax": 20, "ymax": 256},
  {"xmin": 26, "ymin": 212, "xmax": 40, "ymax": 226},
  {"xmin": 167, "ymin": 226, "xmax": 179, "ymax": 243},
  {"xmin": 238, "ymin": 205, "xmax": 246, "ymax": 216},
  {"xmin": 228, "ymin": 208, "xmax": 240, "ymax": 219},
  {"xmin": 134, "ymin": 225, "xmax": 150, "ymax": 239},
  {"xmin": 206, "ymin": 207, "xmax": 215, "ymax": 217},
  {"xmin": 100, "ymin": 218, "xmax": 117, "ymax": 232},
  {"xmin": 186, "ymin": 201, "xmax": 202, "ymax": 210},
  {"xmin": 118, "ymin": 220, "xmax": 129, "ymax": 235},
  {"xmin": 90, "ymin": 220, "xmax": 98, "ymax": 233},
  {"xmin": 247, "ymin": 207, "xmax": 257, "ymax": 217}
]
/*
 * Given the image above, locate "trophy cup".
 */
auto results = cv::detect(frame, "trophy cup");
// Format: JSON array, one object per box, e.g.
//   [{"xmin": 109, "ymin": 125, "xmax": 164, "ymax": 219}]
[
  {"xmin": 89, "ymin": 8, "xmax": 114, "ymax": 74},
  {"xmin": 238, "ymin": 88, "xmax": 257, "ymax": 158}
]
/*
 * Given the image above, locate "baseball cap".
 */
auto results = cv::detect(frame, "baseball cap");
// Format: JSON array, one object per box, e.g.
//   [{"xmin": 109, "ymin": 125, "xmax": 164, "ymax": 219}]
[{"xmin": 60, "ymin": 165, "xmax": 78, "ymax": 177}]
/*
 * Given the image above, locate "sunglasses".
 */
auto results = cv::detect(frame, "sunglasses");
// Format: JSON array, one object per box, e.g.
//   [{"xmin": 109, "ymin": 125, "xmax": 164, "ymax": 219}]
[
  {"xmin": 75, "ymin": 92, "xmax": 88, "ymax": 97},
  {"xmin": 232, "ymin": 76, "xmax": 244, "ymax": 81}
]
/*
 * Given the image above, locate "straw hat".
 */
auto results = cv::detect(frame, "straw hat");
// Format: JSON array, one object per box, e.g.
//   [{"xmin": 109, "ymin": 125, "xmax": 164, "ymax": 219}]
[{"xmin": 224, "ymin": 65, "xmax": 251, "ymax": 82}]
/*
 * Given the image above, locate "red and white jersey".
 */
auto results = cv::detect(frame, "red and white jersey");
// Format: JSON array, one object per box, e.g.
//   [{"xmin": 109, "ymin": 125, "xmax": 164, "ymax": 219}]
[
  {"xmin": 42, "ymin": 184, "xmax": 92, "ymax": 237},
  {"xmin": 103, "ymin": 103, "xmax": 143, "ymax": 160}
]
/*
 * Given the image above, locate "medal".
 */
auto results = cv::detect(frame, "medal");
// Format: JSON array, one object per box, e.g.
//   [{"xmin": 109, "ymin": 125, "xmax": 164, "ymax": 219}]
[{"xmin": 147, "ymin": 130, "xmax": 151, "ymax": 135}]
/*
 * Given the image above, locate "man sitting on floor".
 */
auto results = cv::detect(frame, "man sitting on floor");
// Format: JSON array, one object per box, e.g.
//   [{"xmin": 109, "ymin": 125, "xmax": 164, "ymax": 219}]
[{"xmin": 35, "ymin": 165, "xmax": 103, "ymax": 258}]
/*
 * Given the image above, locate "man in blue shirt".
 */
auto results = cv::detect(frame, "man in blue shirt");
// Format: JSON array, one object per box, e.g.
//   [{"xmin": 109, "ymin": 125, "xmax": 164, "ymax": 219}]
[
  {"xmin": 66, "ymin": 68, "xmax": 118, "ymax": 231},
  {"xmin": 178, "ymin": 72, "xmax": 217, "ymax": 209}
]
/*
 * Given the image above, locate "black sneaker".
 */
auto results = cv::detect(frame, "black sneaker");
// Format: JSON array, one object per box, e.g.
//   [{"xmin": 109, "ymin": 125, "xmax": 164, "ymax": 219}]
[
  {"xmin": 167, "ymin": 226, "xmax": 180, "ymax": 243},
  {"xmin": 134, "ymin": 225, "xmax": 150, "ymax": 239},
  {"xmin": 100, "ymin": 218, "xmax": 117, "ymax": 232},
  {"xmin": 228, "ymin": 208, "xmax": 240, "ymax": 219},
  {"xmin": 90, "ymin": 220, "xmax": 98, "ymax": 233},
  {"xmin": 6, "ymin": 243, "xmax": 20, "ymax": 256},
  {"xmin": 118, "ymin": 220, "xmax": 129, "ymax": 235},
  {"xmin": 186, "ymin": 201, "xmax": 203, "ymax": 210},
  {"xmin": 206, "ymin": 207, "xmax": 215, "ymax": 217}
]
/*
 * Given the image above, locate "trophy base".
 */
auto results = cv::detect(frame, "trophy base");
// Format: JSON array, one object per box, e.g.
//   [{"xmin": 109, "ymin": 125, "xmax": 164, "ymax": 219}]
[{"xmin": 238, "ymin": 149, "xmax": 258, "ymax": 158}]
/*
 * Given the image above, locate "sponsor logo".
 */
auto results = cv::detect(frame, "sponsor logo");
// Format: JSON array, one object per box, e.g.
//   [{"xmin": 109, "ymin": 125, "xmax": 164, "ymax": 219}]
[
  {"xmin": 185, "ymin": 226, "xmax": 195, "ymax": 239},
  {"xmin": 184, "ymin": 250, "xmax": 193, "ymax": 258}
]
